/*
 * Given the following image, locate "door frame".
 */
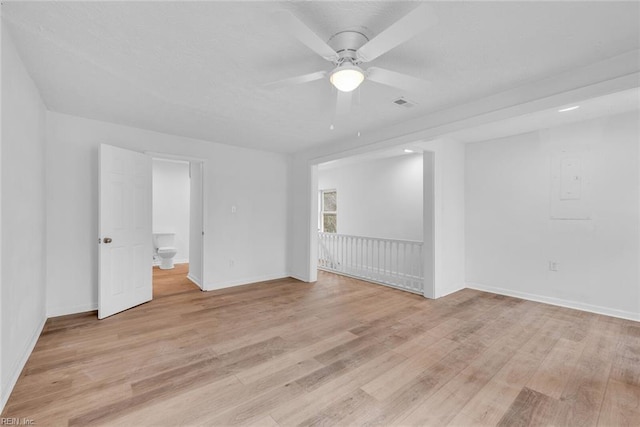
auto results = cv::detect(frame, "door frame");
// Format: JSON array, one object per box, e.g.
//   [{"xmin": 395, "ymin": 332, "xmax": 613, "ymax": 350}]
[{"xmin": 146, "ymin": 151, "xmax": 207, "ymax": 289}]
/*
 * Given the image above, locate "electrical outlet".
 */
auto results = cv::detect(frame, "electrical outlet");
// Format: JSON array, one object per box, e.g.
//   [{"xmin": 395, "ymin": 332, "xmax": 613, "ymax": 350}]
[{"xmin": 549, "ymin": 261, "xmax": 559, "ymax": 272}]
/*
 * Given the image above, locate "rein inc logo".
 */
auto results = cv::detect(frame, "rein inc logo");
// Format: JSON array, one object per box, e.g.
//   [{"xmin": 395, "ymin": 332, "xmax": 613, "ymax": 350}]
[{"xmin": 0, "ymin": 419, "xmax": 35, "ymax": 425}]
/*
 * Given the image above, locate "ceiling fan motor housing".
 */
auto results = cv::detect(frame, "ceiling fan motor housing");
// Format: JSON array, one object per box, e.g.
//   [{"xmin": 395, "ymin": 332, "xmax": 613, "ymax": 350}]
[{"xmin": 328, "ymin": 31, "xmax": 369, "ymax": 65}]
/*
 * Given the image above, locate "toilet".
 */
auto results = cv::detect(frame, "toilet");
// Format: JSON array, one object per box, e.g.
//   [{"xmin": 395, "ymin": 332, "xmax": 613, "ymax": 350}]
[{"xmin": 153, "ymin": 232, "xmax": 177, "ymax": 270}]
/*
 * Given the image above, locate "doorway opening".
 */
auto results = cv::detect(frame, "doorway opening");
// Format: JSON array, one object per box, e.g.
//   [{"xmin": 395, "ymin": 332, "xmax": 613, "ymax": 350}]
[
  {"xmin": 150, "ymin": 155, "xmax": 205, "ymax": 298},
  {"xmin": 98, "ymin": 146, "xmax": 207, "ymax": 318},
  {"xmin": 311, "ymin": 146, "xmax": 435, "ymax": 297}
]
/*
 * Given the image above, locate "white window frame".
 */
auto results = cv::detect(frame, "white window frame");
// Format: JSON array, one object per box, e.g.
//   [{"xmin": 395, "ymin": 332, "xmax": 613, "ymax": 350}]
[{"xmin": 319, "ymin": 189, "xmax": 337, "ymax": 233}]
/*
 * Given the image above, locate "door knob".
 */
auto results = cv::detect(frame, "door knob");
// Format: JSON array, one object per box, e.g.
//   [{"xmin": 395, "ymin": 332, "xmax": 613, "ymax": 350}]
[{"xmin": 103, "ymin": 237, "xmax": 113, "ymax": 244}]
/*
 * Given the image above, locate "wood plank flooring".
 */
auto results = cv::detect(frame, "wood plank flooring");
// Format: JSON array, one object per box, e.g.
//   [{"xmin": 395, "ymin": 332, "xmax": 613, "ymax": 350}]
[
  {"xmin": 153, "ymin": 263, "xmax": 200, "ymax": 298},
  {"xmin": 2, "ymin": 271, "xmax": 639, "ymax": 426}
]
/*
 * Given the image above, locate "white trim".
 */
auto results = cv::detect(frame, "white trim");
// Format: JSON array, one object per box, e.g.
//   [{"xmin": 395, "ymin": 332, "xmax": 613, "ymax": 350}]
[
  {"xmin": 146, "ymin": 151, "xmax": 207, "ymax": 291},
  {"xmin": 205, "ymin": 273, "xmax": 290, "ymax": 291},
  {"xmin": 200, "ymin": 162, "xmax": 207, "ymax": 288},
  {"xmin": 467, "ymin": 282, "xmax": 640, "ymax": 322},
  {"xmin": 436, "ymin": 284, "xmax": 466, "ymax": 299},
  {"xmin": 186, "ymin": 274, "xmax": 203, "ymax": 289},
  {"xmin": 288, "ymin": 273, "xmax": 310, "ymax": 283},
  {"xmin": 152, "ymin": 258, "xmax": 189, "ymax": 267},
  {"xmin": 47, "ymin": 303, "xmax": 98, "ymax": 318},
  {"xmin": 319, "ymin": 188, "xmax": 337, "ymax": 233},
  {"xmin": 1, "ymin": 316, "xmax": 46, "ymax": 411},
  {"xmin": 423, "ymin": 150, "xmax": 436, "ymax": 299},
  {"xmin": 152, "ymin": 157, "xmax": 190, "ymax": 166},
  {"xmin": 307, "ymin": 164, "xmax": 319, "ymax": 283},
  {"xmin": 144, "ymin": 151, "xmax": 206, "ymax": 164}
]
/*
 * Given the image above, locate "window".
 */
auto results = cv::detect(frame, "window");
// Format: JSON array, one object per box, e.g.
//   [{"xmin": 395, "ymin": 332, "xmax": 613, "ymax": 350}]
[{"xmin": 320, "ymin": 189, "xmax": 337, "ymax": 233}]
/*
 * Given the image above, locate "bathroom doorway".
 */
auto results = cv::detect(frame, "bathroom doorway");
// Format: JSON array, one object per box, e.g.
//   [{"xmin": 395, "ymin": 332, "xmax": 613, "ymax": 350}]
[{"xmin": 149, "ymin": 153, "xmax": 206, "ymax": 297}]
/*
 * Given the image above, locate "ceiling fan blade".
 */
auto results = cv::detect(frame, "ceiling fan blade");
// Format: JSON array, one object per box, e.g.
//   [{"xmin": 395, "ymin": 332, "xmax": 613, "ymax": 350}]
[
  {"xmin": 366, "ymin": 67, "xmax": 431, "ymax": 93},
  {"xmin": 274, "ymin": 10, "xmax": 339, "ymax": 62},
  {"xmin": 356, "ymin": 4, "xmax": 437, "ymax": 63},
  {"xmin": 263, "ymin": 71, "xmax": 327, "ymax": 89},
  {"xmin": 336, "ymin": 90, "xmax": 353, "ymax": 116}
]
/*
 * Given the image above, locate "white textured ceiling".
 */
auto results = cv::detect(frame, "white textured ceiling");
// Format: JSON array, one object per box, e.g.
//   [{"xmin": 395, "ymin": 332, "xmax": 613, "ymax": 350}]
[
  {"xmin": 3, "ymin": 1, "xmax": 639, "ymax": 153},
  {"xmin": 320, "ymin": 88, "xmax": 640, "ymax": 170},
  {"xmin": 445, "ymin": 87, "xmax": 640, "ymax": 144}
]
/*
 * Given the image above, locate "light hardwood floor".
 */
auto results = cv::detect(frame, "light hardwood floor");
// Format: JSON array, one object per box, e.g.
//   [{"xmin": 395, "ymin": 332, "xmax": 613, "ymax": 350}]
[
  {"xmin": 2, "ymin": 270, "xmax": 639, "ymax": 426},
  {"xmin": 153, "ymin": 263, "xmax": 200, "ymax": 299}
]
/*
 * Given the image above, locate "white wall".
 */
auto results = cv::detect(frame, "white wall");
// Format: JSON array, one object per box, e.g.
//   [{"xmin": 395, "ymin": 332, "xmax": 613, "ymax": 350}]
[
  {"xmin": 286, "ymin": 53, "xmax": 640, "ymax": 293},
  {"xmin": 289, "ymin": 138, "xmax": 466, "ymax": 299},
  {"xmin": 45, "ymin": 112, "xmax": 289, "ymax": 316},
  {"xmin": 466, "ymin": 112, "xmax": 640, "ymax": 320},
  {"xmin": 152, "ymin": 158, "xmax": 190, "ymax": 264},
  {"xmin": 1, "ymin": 26, "xmax": 47, "ymax": 410},
  {"xmin": 288, "ymin": 158, "xmax": 316, "ymax": 282},
  {"xmin": 1, "ymin": 20, "xmax": 4, "ymax": 410},
  {"xmin": 318, "ymin": 154, "xmax": 423, "ymax": 241},
  {"xmin": 420, "ymin": 139, "xmax": 466, "ymax": 298}
]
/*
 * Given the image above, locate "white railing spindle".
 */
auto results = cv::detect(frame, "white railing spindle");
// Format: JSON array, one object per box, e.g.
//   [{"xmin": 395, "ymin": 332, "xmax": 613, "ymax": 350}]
[{"xmin": 318, "ymin": 232, "xmax": 424, "ymax": 294}]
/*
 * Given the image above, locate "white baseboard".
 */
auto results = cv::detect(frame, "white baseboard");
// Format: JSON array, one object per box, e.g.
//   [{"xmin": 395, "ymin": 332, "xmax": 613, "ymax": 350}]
[
  {"xmin": 47, "ymin": 303, "xmax": 98, "ymax": 318},
  {"xmin": 436, "ymin": 284, "xmax": 466, "ymax": 299},
  {"xmin": 467, "ymin": 282, "xmax": 640, "ymax": 322},
  {"xmin": 152, "ymin": 258, "xmax": 189, "ymax": 267},
  {"xmin": 186, "ymin": 273, "xmax": 203, "ymax": 289},
  {"xmin": 289, "ymin": 273, "xmax": 311, "ymax": 282},
  {"xmin": 1, "ymin": 315, "xmax": 46, "ymax": 412},
  {"xmin": 205, "ymin": 273, "xmax": 289, "ymax": 291}
]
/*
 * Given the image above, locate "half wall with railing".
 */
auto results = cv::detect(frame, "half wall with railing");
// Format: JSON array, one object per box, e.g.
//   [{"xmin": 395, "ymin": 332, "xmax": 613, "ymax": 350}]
[{"xmin": 318, "ymin": 232, "xmax": 424, "ymax": 294}]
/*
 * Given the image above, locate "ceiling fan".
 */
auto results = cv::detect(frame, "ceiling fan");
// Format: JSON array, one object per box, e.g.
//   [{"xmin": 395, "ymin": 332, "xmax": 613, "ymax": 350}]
[{"xmin": 265, "ymin": 4, "xmax": 438, "ymax": 115}]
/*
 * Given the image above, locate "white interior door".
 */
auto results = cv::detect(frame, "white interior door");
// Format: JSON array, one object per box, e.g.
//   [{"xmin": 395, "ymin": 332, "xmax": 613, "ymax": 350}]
[{"xmin": 99, "ymin": 144, "xmax": 152, "ymax": 319}]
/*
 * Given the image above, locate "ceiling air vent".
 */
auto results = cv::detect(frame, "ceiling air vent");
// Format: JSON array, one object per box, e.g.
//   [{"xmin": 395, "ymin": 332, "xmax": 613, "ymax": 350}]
[{"xmin": 392, "ymin": 97, "xmax": 417, "ymax": 108}]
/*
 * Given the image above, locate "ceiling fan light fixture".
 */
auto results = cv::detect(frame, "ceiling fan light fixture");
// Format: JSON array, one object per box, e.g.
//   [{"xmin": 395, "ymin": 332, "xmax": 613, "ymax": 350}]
[{"xmin": 330, "ymin": 63, "xmax": 365, "ymax": 92}]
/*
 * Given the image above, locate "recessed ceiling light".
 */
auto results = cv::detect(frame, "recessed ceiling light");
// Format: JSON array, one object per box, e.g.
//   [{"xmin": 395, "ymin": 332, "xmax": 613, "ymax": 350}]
[
  {"xmin": 558, "ymin": 106, "xmax": 580, "ymax": 112},
  {"xmin": 404, "ymin": 149, "xmax": 414, "ymax": 153}
]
